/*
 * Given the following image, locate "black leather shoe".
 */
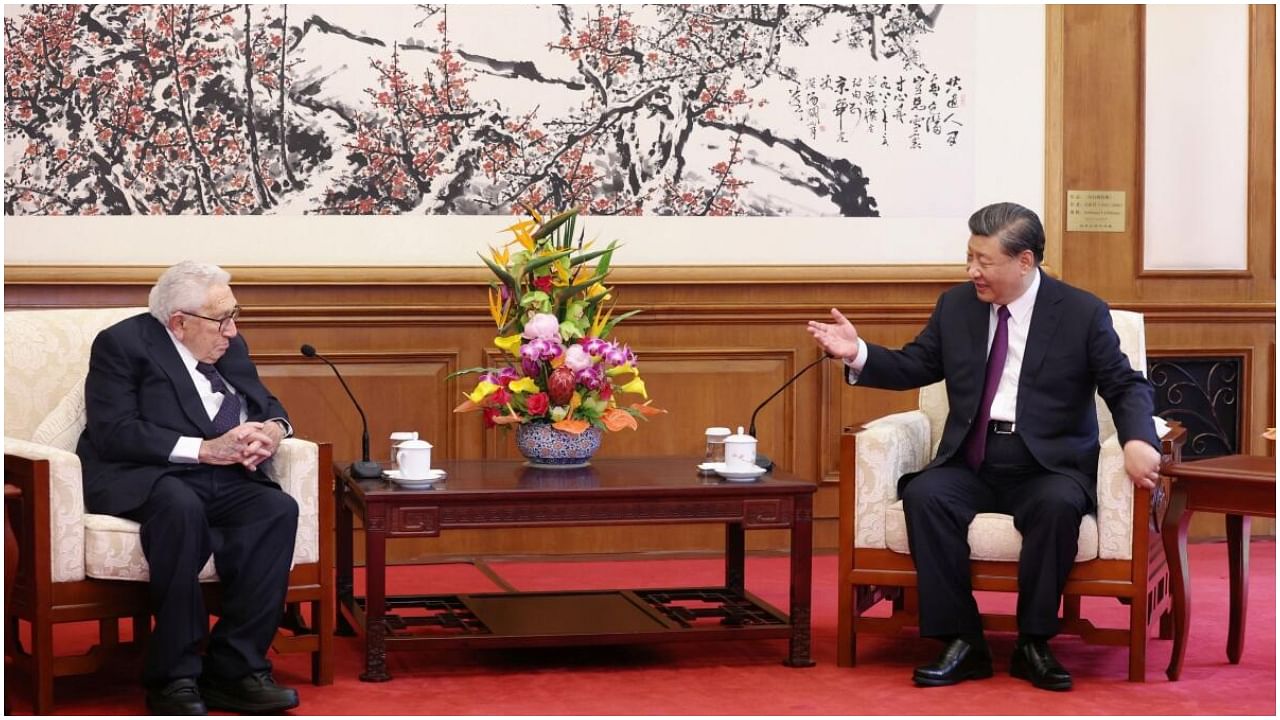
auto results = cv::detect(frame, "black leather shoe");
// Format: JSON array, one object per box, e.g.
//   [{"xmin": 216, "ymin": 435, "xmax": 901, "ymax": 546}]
[
  {"xmin": 1011, "ymin": 639, "xmax": 1073, "ymax": 691},
  {"xmin": 912, "ymin": 638, "xmax": 994, "ymax": 687},
  {"xmin": 146, "ymin": 677, "xmax": 208, "ymax": 715},
  {"xmin": 199, "ymin": 670, "xmax": 300, "ymax": 713}
]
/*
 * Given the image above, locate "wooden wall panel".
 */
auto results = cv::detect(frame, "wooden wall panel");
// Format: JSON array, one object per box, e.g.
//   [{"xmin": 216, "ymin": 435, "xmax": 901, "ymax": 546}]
[{"xmin": 257, "ymin": 352, "xmax": 460, "ymax": 467}]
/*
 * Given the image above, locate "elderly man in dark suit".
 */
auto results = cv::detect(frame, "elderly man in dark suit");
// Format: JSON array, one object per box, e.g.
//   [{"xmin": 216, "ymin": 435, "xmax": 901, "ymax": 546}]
[
  {"xmin": 809, "ymin": 202, "xmax": 1162, "ymax": 691},
  {"xmin": 77, "ymin": 261, "xmax": 300, "ymax": 714}
]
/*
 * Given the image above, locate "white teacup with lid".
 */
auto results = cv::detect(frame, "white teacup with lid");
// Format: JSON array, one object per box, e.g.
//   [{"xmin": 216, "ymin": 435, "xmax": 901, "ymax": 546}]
[
  {"xmin": 396, "ymin": 439, "xmax": 434, "ymax": 480},
  {"xmin": 723, "ymin": 426, "xmax": 758, "ymax": 472}
]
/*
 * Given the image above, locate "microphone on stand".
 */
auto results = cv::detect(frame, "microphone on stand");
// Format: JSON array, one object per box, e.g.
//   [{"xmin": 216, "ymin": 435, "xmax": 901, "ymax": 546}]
[
  {"xmin": 300, "ymin": 344, "xmax": 382, "ymax": 479},
  {"xmin": 748, "ymin": 352, "xmax": 831, "ymax": 472}
]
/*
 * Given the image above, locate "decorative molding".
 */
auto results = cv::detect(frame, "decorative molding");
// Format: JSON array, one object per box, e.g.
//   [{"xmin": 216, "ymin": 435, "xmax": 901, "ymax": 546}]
[
  {"xmin": 390, "ymin": 507, "xmax": 441, "ymax": 536},
  {"xmin": 3, "ymin": 263, "xmax": 975, "ymax": 286},
  {"xmin": 1044, "ymin": 5, "xmax": 1066, "ymax": 275},
  {"xmin": 1250, "ymin": 4, "xmax": 1277, "ymax": 282},
  {"xmin": 435, "ymin": 498, "xmax": 794, "ymax": 528}
]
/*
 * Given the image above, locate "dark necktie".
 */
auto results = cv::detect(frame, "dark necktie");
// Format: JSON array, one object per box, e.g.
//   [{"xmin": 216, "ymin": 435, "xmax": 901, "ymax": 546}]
[
  {"xmin": 195, "ymin": 362, "xmax": 241, "ymax": 435},
  {"xmin": 964, "ymin": 305, "xmax": 1011, "ymax": 470}
]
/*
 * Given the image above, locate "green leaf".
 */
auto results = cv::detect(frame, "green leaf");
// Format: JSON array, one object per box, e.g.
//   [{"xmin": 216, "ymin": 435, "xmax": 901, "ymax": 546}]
[
  {"xmin": 600, "ymin": 308, "xmax": 643, "ymax": 337},
  {"xmin": 478, "ymin": 251, "xmax": 517, "ymax": 291},
  {"xmin": 567, "ymin": 241, "xmax": 617, "ymax": 269},
  {"xmin": 560, "ymin": 212, "xmax": 577, "ymax": 252},
  {"xmin": 554, "ymin": 275, "xmax": 607, "ymax": 303},
  {"xmin": 594, "ymin": 240, "xmax": 615, "ymax": 276},
  {"xmin": 521, "ymin": 248, "xmax": 574, "ymax": 277},
  {"xmin": 531, "ymin": 208, "xmax": 579, "ymax": 241},
  {"xmin": 445, "ymin": 366, "xmax": 503, "ymax": 380}
]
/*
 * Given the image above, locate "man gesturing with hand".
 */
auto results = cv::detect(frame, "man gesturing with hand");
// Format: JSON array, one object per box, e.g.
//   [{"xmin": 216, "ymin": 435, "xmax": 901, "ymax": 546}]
[
  {"xmin": 809, "ymin": 203, "xmax": 1161, "ymax": 691},
  {"xmin": 77, "ymin": 261, "xmax": 301, "ymax": 715}
]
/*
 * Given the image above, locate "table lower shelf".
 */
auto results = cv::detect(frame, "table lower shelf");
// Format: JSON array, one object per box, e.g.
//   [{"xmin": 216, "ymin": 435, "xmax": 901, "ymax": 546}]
[{"xmin": 340, "ymin": 586, "xmax": 794, "ymax": 649}]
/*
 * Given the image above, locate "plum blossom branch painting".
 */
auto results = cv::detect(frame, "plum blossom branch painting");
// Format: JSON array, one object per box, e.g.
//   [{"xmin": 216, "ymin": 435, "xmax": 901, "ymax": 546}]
[{"xmin": 4, "ymin": 3, "xmax": 977, "ymax": 219}]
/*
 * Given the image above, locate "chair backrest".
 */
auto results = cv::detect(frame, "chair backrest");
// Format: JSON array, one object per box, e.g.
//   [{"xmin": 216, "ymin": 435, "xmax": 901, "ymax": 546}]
[
  {"xmin": 918, "ymin": 309, "xmax": 1147, "ymax": 456},
  {"xmin": 4, "ymin": 307, "xmax": 146, "ymax": 442}
]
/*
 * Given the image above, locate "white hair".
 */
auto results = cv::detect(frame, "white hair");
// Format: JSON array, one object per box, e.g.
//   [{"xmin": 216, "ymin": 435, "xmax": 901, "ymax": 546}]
[{"xmin": 148, "ymin": 261, "xmax": 231, "ymax": 323}]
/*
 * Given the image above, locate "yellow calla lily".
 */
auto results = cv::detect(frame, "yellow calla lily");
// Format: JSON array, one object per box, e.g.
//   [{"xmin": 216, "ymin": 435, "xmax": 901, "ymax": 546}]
[
  {"xmin": 587, "ymin": 282, "xmax": 611, "ymax": 300},
  {"xmin": 617, "ymin": 376, "xmax": 648, "ymax": 399},
  {"xmin": 606, "ymin": 363, "xmax": 636, "ymax": 378},
  {"xmin": 508, "ymin": 377, "xmax": 540, "ymax": 394},
  {"xmin": 466, "ymin": 381, "xmax": 500, "ymax": 404},
  {"xmin": 494, "ymin": 334, "xmax": 522, "ymax": 356}
]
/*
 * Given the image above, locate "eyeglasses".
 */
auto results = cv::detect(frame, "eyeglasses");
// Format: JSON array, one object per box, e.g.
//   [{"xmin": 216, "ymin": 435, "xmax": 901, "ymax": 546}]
[{"xmin": 180, "ymin": 306, "xmax": 240, "ymax": 333}]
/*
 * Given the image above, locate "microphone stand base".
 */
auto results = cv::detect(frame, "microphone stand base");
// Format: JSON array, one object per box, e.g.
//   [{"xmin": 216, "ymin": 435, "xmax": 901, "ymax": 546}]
[
  {"xmin": 755, "ymin": 454, "xmax": 775, "ymax": 473},
  {"xmin": 351, "ymin": 460, "xmax": 383, "ymax": 479}
]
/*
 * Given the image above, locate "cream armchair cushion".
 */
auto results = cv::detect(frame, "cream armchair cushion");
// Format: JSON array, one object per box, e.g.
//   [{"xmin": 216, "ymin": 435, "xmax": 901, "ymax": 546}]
[
  {"xmin": 4, "ymin": 307, "xmax": 318, "ymax": 584},
  {"xmin": 853, "ymin": 309, "xmax": 1151, "ymax": 562},
  {"xmin": 31, "ymin": 382, "xmax": 87, "ymax": 452}
]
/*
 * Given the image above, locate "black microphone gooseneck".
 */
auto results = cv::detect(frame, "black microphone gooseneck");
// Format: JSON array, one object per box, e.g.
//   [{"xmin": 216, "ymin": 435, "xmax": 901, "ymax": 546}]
[
  {"xmin": 300, "ymin": 344, "xmax": 382, "ymax": 479},
  {"xmin": 748, "ymin": 352, "xmax": 831, "ymax": 472}
]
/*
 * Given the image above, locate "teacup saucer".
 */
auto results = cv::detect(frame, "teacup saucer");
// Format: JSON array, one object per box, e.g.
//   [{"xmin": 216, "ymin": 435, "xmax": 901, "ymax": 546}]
[
  {"xmin": 384, "ymin": 468, "xmax": 446, "ymax": 488},
  {"xmin": 706, "ymin": 463, "xmax": 767, "ymax": 481}
]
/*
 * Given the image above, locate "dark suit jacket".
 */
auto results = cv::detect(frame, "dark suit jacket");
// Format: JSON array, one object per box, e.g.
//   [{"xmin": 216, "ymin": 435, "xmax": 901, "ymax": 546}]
[
  {"xmin": 76, "ymin": 313, "xmax": 289, "ymax": 516},
  {"xmin": 855, "ymin": 271, "xmax": 1159, "ymax": 505}
]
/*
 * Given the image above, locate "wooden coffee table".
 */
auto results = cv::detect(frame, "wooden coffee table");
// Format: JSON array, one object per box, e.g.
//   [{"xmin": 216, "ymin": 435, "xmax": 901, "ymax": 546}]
[
  {"xmin": 334, "ymin": 457, "xmax": 817, "ymax": 681},
  {"xmin": 1160, "ymin": 454, "xmax": 1276, "ymax": 680}
]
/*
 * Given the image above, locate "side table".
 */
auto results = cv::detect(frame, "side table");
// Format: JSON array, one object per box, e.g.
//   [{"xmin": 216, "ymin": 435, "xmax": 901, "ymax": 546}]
[{"xmin": 1160, "ymin": 454, "xmax": 1276, "ymax": 680}]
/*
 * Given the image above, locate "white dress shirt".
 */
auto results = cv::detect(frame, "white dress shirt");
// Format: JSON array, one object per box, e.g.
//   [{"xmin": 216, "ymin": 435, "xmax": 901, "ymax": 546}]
[
  {"xmin": 165, "ymin": 328, "xmax": 250, "ymax": 463},
  {"xmin": 844, "ymin": 270, "xmax": 1042, "ymax": 426},
  {"xmin": 987, "ymin": 269, "xmax": 1040, "ymax": 423}
]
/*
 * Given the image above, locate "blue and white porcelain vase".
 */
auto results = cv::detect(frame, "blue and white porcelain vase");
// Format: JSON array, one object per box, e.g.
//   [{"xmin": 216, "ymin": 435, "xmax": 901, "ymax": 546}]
[{"xmin": 515, "ymin": 422, "xmax": 602, "ymax": 467}]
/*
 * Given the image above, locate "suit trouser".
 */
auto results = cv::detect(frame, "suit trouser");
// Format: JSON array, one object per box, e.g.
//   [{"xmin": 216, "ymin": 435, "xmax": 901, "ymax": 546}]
[
  {"xmin": 123, "ymin": 466, "xmax": 299, "ymax": 686},
  {"xmin": 901, "ymin": 430, "xmax": 1091, "ymax": 639}
]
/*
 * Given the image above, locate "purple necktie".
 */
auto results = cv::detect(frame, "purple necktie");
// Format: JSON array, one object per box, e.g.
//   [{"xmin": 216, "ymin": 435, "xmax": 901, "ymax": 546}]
[
  {"xmin": 196, "ymin": 362, "xmax": 242, "ymax": 436},
  {"xmin": 964, "ymin": 305, "xmax": 1011, "ymax": 470}
]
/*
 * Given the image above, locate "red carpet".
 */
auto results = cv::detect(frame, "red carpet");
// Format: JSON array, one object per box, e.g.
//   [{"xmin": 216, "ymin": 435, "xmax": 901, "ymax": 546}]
[{"xmin": 6, "ymin": 541, "xmax": 1275, "ymax": 715}]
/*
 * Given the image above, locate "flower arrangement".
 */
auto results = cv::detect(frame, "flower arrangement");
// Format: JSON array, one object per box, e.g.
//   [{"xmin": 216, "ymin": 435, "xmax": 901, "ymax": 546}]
[{"xmin": 453, "ymin": 206, "xmax": 664, "ymax": 435}]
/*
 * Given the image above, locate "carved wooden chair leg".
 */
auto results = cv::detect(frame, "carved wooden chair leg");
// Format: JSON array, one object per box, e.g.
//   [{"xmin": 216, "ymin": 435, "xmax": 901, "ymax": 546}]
[{"xmin": 280, "ymin": 602, "xmax": 312, "ymax": 635}]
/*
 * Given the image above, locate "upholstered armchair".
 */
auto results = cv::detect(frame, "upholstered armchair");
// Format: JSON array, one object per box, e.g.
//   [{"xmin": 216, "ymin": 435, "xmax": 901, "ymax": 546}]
[
  {"xmin": 4, "ymin": 307, "xmax": 334, "ymax": 714},
  {"xmin": 837, "ymin": 310, "xmax": 1185, "ymax": 681}
]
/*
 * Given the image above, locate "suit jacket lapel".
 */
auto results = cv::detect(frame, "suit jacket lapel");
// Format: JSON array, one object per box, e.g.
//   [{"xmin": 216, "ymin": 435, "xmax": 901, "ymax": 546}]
[
  {"xmin": 1017, "ymin": 271, "xmax": 1064, "ymax": 415},
  {"xmin": 144, "ymin": 319, "xmax": 217, "ymax": 436},
  {"xmin": 967, "ymin": 290, "xmax": 991, "ymax": 407},
  {"xmin": 214, "ymin": 339, "xmax": 265, "ymax": 419}
]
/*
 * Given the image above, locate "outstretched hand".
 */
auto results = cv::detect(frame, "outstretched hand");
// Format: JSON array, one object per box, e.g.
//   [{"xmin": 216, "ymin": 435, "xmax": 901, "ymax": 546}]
[{"xmin": 807, "ymin": 308, "xmax": 861, "ymax": 361}]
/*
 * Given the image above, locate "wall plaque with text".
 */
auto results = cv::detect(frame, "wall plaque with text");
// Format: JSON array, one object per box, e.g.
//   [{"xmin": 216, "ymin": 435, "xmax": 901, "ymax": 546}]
[{"xmin": 1066, "ymin": 190, "xmax": 1127, "ymax": 232}]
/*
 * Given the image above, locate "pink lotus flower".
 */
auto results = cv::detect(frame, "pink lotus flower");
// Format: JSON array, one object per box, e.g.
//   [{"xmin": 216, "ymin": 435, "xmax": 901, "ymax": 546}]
[{"xmin": 522, "ymin": 312, "xmax": 561, "ymax": 342}]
